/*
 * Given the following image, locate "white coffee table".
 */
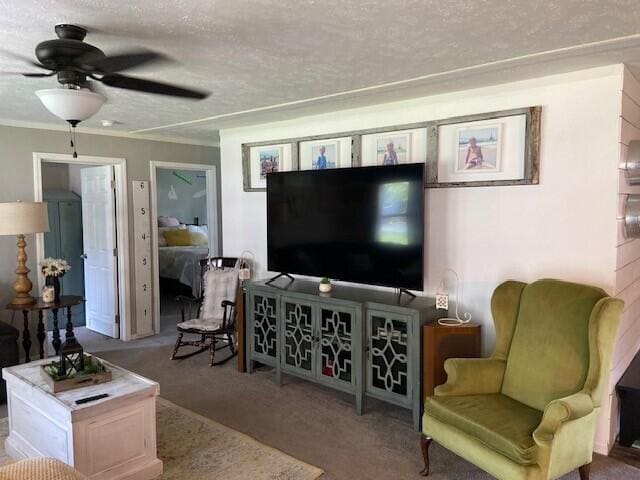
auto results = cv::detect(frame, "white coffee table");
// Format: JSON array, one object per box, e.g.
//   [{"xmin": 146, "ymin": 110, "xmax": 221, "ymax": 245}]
[{"xmin": 2, "ymin": 357, "xmax": 163, "ymax": 480}]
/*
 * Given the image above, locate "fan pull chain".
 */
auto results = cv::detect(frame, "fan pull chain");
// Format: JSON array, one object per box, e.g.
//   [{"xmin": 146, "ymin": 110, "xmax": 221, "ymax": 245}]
[{"xmin": 68, "ymin": 124, "xmax": 78, "ymax": 158}]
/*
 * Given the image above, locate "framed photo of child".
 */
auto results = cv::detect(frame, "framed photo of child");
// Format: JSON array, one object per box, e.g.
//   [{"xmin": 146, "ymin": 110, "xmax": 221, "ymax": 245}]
[
  {"xmin": 360, "ymin": 127, "xmax": 427, "ymax": 166},
  {"xmin": 426, "ymin": 106, "xmax": 541, "ymax": 187},
  {"xmin": 298, "ymin": 137, "xmax": 352, "ymax": 171},
  {"xmin": 242, "ymin": 142, "xmax": 295, "ymax": 191}
]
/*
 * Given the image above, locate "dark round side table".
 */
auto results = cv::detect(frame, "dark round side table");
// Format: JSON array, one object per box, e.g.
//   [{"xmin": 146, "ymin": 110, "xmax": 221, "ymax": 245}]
[{"xmin": 5, "ymin": 295, "xmax": 85, "ymax": 362}]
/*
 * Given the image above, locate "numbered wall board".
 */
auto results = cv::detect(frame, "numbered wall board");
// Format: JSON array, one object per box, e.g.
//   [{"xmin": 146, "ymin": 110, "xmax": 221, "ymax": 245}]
[{"xmin": 132, "ymin": 180, "xmax": 154, "ymax": 337}]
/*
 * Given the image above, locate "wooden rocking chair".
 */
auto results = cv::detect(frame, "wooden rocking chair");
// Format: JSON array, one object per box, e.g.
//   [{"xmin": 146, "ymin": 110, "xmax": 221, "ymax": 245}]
[{"xmin": 171, "ymin": 257, "xmax": 240, "ymax": 366}]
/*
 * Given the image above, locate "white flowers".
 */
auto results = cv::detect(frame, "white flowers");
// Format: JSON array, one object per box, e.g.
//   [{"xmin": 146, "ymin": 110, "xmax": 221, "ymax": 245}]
[{"xmin": 40, "ymin": 258, "xmax": 71, "ymax": 278}]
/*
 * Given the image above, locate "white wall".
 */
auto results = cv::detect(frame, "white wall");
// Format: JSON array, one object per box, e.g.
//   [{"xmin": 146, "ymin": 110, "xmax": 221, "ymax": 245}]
[
  {"xmin": 220, "ymin": 65, "xmax": 623, "ymax": 451},
  {"xmin": 156, "ymin": 168, "xmax": 208, "ymax": 225},
  {"xmin": 221, "ymin": 65, "xmax": 621, "ymax": 345}
]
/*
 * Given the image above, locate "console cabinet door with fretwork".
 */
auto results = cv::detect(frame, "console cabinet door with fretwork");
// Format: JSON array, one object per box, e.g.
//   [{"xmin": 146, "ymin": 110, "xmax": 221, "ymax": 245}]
[
  {"xmin": 315, "ymin": 302, "xmax": 361, "ymax": 395},
  {"xmin": 365, "ymin": 308, "xmax": 414, "ymax": 408},
  {"xmin": 248, "ymin": 289, "xmax": 279, "ymax": 367},
  {"xmin": 280, "ymin": 296, "xmax": 316, "ymax": 379}
]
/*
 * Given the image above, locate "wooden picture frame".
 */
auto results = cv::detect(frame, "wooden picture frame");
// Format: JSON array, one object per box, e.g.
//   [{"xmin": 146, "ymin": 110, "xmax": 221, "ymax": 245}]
[
  {"xmin": 425, "ymin": 106, "xmax": 541, "ymax": 188},
  {"xmin": 298, "ymin": 135, "xmax": 354, "ymax": 171},
  {"xmin": 241, "ymin": 106, "xmax": 540, "ymax": 191},
  {"xmin": 242, "ymin": 140, "xmax": 298, "ymax": 192}
]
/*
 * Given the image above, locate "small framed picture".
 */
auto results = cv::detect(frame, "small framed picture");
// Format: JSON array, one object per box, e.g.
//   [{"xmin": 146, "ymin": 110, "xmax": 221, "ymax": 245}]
[
  {"xmin": 361, "ymin": 128, "xmax": 427, "ymax": 166},
  {"xmin": 454, "ymin": 124, "xmax": 502, "ymax": 173},
  {"xmin": 299, "ymin": 137, "xmax": 352, "ymax": 170},
  {"xmin": 242, "ymin": 142, "xmax": 294, "ymax": 191},
  {"xmin": 427, "ymin": 106, "xmax": 540, "ymax": 187}
]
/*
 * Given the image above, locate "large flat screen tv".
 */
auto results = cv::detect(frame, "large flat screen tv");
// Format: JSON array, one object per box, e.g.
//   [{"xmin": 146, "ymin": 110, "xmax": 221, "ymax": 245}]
[{"xmin": 267, "ymin": 164, "xmax": 424, "ymax": 290}]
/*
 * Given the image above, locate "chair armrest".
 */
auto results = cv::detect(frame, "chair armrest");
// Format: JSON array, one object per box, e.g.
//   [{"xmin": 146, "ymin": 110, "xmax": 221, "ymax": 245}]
[
  {"xmin": 434, "ymin": 358, "xmax": 506, "ymax": 397},
  {"xmin": 533, "ymin": 392, "xmax": 594, "ymax": 443}
]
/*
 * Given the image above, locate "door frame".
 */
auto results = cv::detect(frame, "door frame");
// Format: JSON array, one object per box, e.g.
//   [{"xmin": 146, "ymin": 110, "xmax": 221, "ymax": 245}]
[
  {"xmin": 32, "ymin": 152, "xmax": 133, "ymax": 341},
  {"xmin": 149, "ymin": 161, "xmax": 219, "ymax": 334}
]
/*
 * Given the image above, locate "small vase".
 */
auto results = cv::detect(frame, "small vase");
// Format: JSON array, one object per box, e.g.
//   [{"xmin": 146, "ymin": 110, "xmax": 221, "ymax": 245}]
[
  {"xmin": 319, "ymin": 282, "xmax": 332, "ymax": 293},
  {"xmin": 45, "ymin": 276, "xmax": 61, "ymax": 302}
]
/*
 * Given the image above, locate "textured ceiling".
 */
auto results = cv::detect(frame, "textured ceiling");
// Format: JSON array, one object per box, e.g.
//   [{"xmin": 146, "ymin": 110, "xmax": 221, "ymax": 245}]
[{"xmin": 1, "ymin": 0, "xmax": 640, "ymax": 143}]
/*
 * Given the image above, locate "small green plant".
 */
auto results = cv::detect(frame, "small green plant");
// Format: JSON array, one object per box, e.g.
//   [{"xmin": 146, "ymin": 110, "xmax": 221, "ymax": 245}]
[
  {"xmin": 43, "ymin": 355, "xmax": 106, "ymax": 381},
  {"xmin": 320, "ymin": 277, "xmax": 330, "ymax": 284}
]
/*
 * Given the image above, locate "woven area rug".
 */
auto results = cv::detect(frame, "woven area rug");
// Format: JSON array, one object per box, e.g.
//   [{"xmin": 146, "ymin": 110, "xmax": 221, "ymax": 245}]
[{"xmin": 0, "ymin": 398, "xmax": 323, "ymax": 480}]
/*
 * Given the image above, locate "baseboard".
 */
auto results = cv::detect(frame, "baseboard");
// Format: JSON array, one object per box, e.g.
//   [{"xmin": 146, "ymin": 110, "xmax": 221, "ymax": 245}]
[{"xmin": 594, "ymin": 440, "xmax": 611, "ymax": 455}]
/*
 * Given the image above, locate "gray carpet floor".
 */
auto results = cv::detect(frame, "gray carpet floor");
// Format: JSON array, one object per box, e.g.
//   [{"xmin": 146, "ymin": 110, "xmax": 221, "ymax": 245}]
[{"xmin": 24, "ymin": 295, "xmax": 640, "ymax": 480}]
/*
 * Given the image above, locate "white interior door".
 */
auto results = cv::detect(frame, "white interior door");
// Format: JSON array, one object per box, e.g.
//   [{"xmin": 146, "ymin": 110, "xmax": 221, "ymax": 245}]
[{"xmin": 81, "ymin": 165, "xmax": 119, "ymax": 338}]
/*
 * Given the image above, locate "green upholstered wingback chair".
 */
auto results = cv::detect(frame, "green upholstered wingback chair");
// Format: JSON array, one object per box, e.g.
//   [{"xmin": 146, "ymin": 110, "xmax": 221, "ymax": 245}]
[{"xmin": 420, "ymin": 279, "xmax": 623, "ymax": 480}]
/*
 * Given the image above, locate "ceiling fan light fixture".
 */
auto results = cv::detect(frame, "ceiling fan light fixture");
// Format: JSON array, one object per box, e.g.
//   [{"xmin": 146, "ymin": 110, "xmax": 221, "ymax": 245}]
[{"xmin": 36, "ymin": 88, "xmax": 106, "ymax": 123}]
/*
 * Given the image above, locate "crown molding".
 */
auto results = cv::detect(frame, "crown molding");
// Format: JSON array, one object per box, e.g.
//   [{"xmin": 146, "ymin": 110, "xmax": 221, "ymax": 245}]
[{"xmin": 0, "ymin": 118, "xmax": 220, "ymax": 147}]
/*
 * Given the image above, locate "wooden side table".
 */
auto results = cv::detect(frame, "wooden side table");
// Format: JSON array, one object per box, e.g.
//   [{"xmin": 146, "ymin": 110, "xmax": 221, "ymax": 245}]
[
  {"xmin": 422, "ymin": 322, "xmax": 482, "ymax": 400},
  {"xmin": 5, "ymin": 296, "xmax": 85, "ymax": 362}
]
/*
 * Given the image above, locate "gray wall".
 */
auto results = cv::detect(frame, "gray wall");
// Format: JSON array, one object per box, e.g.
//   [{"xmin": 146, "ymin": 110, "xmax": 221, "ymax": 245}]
[
  {"xmin": 41, "ymin": 163, "xmax": 70, "ymax": 190},
  {"xmin": 0, "ymin": 124, "xmax": 220, "ymax": 338},
  {"xmin": 156, "ymin": 168, "xmax": 207, "ymax": 225}
]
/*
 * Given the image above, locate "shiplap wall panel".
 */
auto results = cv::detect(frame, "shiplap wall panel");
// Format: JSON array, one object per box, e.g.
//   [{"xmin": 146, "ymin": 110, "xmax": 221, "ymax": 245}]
[
  {"xmin": 614, "ymin": 256, "xmax": 640, "ymax": 294},
  {"xmin": 621, "ymin": 92, "xmax": 640, "ymax": 127},
  {"xmin": 613, "ymin": 316, "xmax": 640, "ymax": 365},
  {"xmin": 621, "ymin": 118, "xmax": 640, "ymax": 146},
  {"xmin": 620, "ymin": 143, "xmax": 628, "ymax": 168},
  {"xmin": 616, "ymin": 236, "xmax": 640, "ymax": 269},
  {"xmin": 623, "ymin": 69, "xmax": 640, "ymax": 106},
  {"xmin": 616, "ymin": 218, "xmax": 629, "ymax": 247},
  {"xmin": 617, "ymin": 173, "xmax": 640, "ymax": 194},
  {"xmin": 617, "ymin": 194, "xmax": 628, "ymax": 219},
  {"xmin": 614, "ymin": 68, "xmax": 640, "ymax": 388}
]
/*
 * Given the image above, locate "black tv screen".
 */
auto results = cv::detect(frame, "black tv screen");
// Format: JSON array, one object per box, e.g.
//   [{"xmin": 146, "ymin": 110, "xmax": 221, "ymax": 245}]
[{"xmin": 267, "ymin": 164, "xmax": 424, "ymax": 290}]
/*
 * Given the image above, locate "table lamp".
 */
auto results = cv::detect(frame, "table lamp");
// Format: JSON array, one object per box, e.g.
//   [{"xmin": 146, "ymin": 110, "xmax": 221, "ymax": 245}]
[{"xmin": 0, "ymin": 201, "xmax": 49, "ymax": 306}]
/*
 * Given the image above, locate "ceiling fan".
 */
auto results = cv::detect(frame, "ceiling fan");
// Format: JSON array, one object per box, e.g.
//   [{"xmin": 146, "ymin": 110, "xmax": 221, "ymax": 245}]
[{"xmin": 2, "ymin": 24, "xmax": 210, "ymax": 125}]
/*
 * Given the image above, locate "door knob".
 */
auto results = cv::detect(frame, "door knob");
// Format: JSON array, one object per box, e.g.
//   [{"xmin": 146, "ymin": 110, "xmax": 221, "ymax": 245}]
[{"xmin": 81, "ymin": 253, "xmax": 88, "ymax": 259}]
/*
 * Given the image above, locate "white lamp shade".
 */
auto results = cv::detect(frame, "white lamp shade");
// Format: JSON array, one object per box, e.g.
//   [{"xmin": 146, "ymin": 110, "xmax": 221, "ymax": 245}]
[
  {"xmin": 36, "ymin": 88, "xmax": 107, "ymax": 122},
  {"xmin": 0, "ymin": 202, "xmax": 49, "ymax": 235}
]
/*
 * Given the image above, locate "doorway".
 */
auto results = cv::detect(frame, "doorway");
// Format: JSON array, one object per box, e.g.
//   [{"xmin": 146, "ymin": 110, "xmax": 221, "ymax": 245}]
[
  {"xmin": 33, "ymin": 153, "xmax": 131, "ymax": 341},
  {"xmin": 150, "ymin": 162, "xmax": 219, "ymax": 335}
]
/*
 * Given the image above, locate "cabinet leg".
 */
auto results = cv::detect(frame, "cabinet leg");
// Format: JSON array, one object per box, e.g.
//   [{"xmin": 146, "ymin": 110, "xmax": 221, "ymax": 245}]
[
  {"xmin": 355, "ymin": 389, "xmax": 364, "ymax": 415},
  {"xmin": 275, "ymin": 368, "xmax": 282, "ymax": 386},
  {"xmin": 413, "ymin": 406, "xmax": 422, "ymax": 431}
]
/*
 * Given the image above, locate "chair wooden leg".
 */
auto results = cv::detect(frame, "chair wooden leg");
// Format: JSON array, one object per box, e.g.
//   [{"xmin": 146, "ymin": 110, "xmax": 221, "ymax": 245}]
[
  {"xmin": 209, "ymin": 335, "xmax": 216, "ymax": 367},
  {"xmin": 578, "ymin": 463, "xmax": 590, "ymax": 480},
  {"xmin": 419, "ymin": 435, "xmax": 432, "ymax": 476},
  {"xmin": 228, "ymin": 333, "xmax": 236, "ymax": 354},
  {"xmin": 170, "ymin": 332, "xmax": 184, "ymax": 360}
]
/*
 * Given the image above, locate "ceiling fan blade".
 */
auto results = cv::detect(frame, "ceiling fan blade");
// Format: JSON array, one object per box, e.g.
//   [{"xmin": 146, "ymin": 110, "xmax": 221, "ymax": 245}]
[
  {"xmin": 0, "ymin": 71, "xmax": 55, "ymax": 77},
  {"xmin": 99, "ymin": 74, "xmax": 209, "ymax": 99},
  {"xmin": 24, "ymin": 71, "xmax": 57, "ymax": 77},
  {"xmin": 79, "ymin": 49, "xmax": 169, "ymax": 74},
  {"xmin": 0, "ymin": 49, "xmax": 49, "ymax": 71},
  {"xmin": 83, "ymin": 79, "xmax": 108, "ymax": 97}
]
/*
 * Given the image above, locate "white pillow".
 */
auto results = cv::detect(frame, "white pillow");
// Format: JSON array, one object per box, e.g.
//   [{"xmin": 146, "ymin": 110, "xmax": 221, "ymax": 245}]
[
  {"xmin": 158, "ymin": 216, "xmax": 180, "ymax": 227},
  {"xmin": 200, "ymin": 263, "xmax": 239, "ymax": 324},
  {"xmin": 187, "ymin": 225, "xmax": 208, "ymax": 238}
]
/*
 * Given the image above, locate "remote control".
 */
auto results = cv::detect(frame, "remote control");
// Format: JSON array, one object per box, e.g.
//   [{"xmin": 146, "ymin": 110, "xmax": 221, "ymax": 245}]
[{"xmin": 75, "ymin": 393, "xmax": 109, "ymax": 405}]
